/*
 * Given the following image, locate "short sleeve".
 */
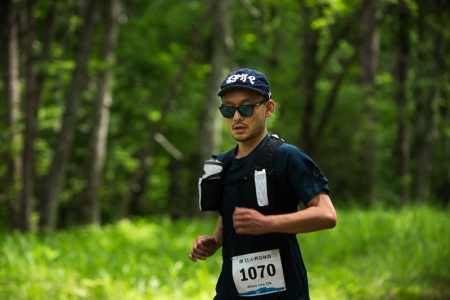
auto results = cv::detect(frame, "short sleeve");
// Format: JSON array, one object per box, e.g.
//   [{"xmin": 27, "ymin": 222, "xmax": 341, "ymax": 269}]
[{"xmin": 275, "ymin": 144, "xmax": 329, "ymax": 207}]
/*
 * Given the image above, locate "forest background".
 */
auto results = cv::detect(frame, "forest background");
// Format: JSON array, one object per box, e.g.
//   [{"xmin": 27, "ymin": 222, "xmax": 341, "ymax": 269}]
[
  {"xmin": 1, "ymin": 0, "xmax": 450, "ymax": 299},
  {"xmin": 1, "ymin": 0, "xmax": 449, "ymax": 231}
]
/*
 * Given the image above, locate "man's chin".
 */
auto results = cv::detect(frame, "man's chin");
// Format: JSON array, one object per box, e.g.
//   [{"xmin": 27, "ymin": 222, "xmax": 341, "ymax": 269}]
[
  {"xmin": 232, "ymin": 133, "xmax": 252, "ymax": 143},
  {"xmin": 232, "ymin": 134, "xmax": 244, "ymax": 142}
]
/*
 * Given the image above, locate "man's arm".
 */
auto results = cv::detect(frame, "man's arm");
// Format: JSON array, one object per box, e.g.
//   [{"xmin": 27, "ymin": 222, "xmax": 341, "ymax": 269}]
[
  {"xmin": 189, "ymin": 216, "xmax": 223, "ymax": 262},
  {"xmin": 232, "ymin": 191, "xmax": 337, "ymax": 235},
  {"xmin": 211, "ymin": 215, "xmax": 224, "ymax": 246}
]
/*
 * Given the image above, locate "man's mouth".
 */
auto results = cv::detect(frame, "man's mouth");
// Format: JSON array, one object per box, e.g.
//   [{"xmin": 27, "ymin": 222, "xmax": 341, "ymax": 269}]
[{"xmin": 233, "ymin": 124, "xmax": 247, "ymax": 133}]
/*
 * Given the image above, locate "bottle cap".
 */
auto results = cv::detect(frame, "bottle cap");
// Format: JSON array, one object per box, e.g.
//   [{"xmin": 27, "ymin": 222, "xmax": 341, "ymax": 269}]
[
  {"xmin": 205, "ymin": 155, "xmax": 222, "ymax": 166},
  {"xmin": 205, "ymin": 160, "xmax": 222, "ymax": 166}
]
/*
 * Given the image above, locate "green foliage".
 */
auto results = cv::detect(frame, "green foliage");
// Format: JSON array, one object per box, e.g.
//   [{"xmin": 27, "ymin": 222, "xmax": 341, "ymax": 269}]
[
  {"xmin": 1, "ymin": 207, "xmax": 449, "ymax": 299},
  {"xmin": 0, "ymin": 216, "xmax": 221, "ymax": 299},
  {"xmin": 304, "ymin": 206, "xmax": 450, "ymax": 299},
  {"xmin": 1, "ymin": 0, "xmax": 450, "ymax": 228}
]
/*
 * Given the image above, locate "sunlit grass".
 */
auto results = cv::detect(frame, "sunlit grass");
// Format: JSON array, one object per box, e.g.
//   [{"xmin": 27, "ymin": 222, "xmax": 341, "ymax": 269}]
[
  {"xmin": 304, "ymin": 206, "xmax": 450, "ymax": 299},
  {"xmin": 1, "ymin": 218, "xmax": 221, "ymax": 300},
  {"xmin": 1, "ymin": 206, "xmax": 449, "ymax": 299}
]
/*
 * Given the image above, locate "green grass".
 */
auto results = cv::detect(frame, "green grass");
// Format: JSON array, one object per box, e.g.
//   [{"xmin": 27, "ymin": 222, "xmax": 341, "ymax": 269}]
[
  {"xmin": 303, "ymin": 206, "xmax": 450, "ymax": 299},
  {"xmin": 1, "ymin": 206, "xmax": 449, "ymax": 299}
]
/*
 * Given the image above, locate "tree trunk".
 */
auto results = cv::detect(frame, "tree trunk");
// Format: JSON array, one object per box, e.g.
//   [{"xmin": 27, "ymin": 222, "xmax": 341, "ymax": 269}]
[
  {"xmin": 299, "ymin": 3, "xmax": 320, "ymax": 153},
  {"xmin": 415, "ymin": 3, "xmax": 444, "ymax": 203},
  {"xmin": 314, "ymin": 50, "xmax": 359, "ymax": 144},
  {"xmin": 21, "ymin": 0, "xmax": 39, "ymax": 231},
  {"xmin": 115, "ymin": 0, "xmax": 218, "ymax": 221},
  {"xmin": 21, "ymin": 0, "xmax": 57, "ymax": 232},
  {"xmin": 395, "ymin": 0, "xmax": 411, "ymax": 204},
  {"xmin": 298, "ymin": 0, "xmax": 370, "ymax": 153},
  {"xmin": 39, "ymin": 0, "xmax": 100, "ymax": 230},
  {"xmin": 199, "ymin": 0, "xmax": 233, "ymax": 161},
  {"xmin": 358, "ymin": 0, "xmax": 380, "ymax": 205},
  {"xmin": 412, "ymin": 3, "xmax": 427, "ymax": 201},
  {"xmin": 195, "ymin": 0, "xmax": 234, "ymax": 214},
  {"xmin": 1, "ymin": 0, "xmax": 22, "ymax": 230},
  {"xmin": 81, "ymin": 0, "xmax": 120, "ymax": 226},
  {"xmin": 168, "ymin": 157, "xmax": 183, "ymax": 219},
  {"xmin": 268, "ymin": 5, "xmax": 280, "ymax": 71},
  {"xmin": 441, "ymin": 97, "xmax": 450, "ymax": 207}
]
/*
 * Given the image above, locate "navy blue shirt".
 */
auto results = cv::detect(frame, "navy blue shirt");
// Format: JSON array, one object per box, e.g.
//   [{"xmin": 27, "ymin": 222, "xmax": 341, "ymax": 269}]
[{"xmin": 214, "ymin": 135, "xmax": 329, "ymax": 299}]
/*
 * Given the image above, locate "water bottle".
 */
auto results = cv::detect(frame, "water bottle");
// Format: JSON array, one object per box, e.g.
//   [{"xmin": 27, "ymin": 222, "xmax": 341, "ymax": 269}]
[{"xmin": 203, "ymin": 155, "xmax": 222, "ymax": 178}]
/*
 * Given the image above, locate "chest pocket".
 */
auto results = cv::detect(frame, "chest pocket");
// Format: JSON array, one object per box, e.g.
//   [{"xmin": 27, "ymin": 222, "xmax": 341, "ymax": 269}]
[{"xmin": 252, "ymin": 167, "xmax": 277, "ymax": 212}]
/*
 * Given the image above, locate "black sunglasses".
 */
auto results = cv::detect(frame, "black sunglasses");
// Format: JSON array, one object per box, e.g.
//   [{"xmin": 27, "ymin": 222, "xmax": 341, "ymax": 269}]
[{"xmin": 219, "ymin": 99, "xmax": 267, "ymax": 118}]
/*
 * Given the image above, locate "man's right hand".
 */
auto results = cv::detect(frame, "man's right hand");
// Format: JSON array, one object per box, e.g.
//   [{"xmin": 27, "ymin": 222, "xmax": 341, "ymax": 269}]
[{"xmin": 189, "ymin": 236, "xmax": 219, "ymax": 262}]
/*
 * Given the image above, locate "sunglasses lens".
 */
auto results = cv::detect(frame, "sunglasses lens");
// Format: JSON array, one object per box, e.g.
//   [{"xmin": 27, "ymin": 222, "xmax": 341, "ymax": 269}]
[
  {"xmin": 219, "ymin": 103, "xmax": 258, "ymax": 118},
  {"xmin": 219, "ymin": 106, "xmax": 235, "ymax": 118},
  {"xmin": 238, "ymin": 105, "xmax": 253, "ymax": 117}
]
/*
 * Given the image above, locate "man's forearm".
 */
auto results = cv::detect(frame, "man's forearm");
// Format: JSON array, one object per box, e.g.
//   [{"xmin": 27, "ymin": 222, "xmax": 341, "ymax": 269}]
[
  {"xmin": 212, "ymin": 216, "xmax": 223, "ymax": 248},
  {"xmin": 266, "ymin": 193, "xmax": 336, "ymax": 234}
]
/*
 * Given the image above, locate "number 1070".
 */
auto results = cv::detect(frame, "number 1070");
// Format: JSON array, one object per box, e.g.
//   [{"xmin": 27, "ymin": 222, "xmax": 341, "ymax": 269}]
[{"xmin": 239, "ymin": 264, "xmax": 276, "ymax": 281}]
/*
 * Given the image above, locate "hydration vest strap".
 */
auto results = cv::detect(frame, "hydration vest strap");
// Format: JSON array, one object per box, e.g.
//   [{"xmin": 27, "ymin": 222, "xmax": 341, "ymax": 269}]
[
  {"xmin": 216, "ymin": 135, "xmax": 285, "ymax": 215},
  {"xmin": 220, "ymin": 135, "xmax": 284, "ymax": 180},
  {"xmin": 256, "ymin": 135, "xmax": 284, "ymax": 170}
]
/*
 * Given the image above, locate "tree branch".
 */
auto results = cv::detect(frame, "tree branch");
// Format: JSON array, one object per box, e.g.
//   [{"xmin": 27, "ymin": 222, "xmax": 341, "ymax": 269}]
[
  {"xmin": 316, "ymin": 0, "xmax": 371, "ymax": 73},
  {"xmin": 314, "ymin": 50, "xmax": 359, "ymax": 145},
  {"xmin": 116, "ymin": 0, "xmax": 218, "ymax": 221}
]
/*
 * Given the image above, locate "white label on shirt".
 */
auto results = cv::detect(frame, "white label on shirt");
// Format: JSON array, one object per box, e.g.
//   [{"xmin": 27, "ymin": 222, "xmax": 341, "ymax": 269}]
[
  {"xmin": 232, "ymin": 249, "xmax": 286, "ymax": 297},
  {"xmin": 198, "ymin": 178, "xmax": 203, "ymax": 210},
  {"xmin": 254, "ymin": 169, "xmax": 268, "ymax": 206}
]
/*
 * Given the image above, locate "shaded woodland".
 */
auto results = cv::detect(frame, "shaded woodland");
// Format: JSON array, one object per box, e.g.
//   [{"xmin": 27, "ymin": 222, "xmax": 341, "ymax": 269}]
[{"xmin": 1, "ymin": 0, "xmax": 449, "ymax": 231}]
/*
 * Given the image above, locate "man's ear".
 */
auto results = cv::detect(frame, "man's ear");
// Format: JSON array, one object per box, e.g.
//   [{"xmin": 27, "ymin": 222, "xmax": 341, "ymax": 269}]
[{"xmin": 265, "ymin": 99, "xmax": 275, "ymax": 117}]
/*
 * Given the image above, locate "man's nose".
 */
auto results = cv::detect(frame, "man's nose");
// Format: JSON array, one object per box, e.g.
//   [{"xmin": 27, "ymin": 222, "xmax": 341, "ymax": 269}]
[{"xmin": 233, "ymin": 109, "xmax": 243, "ymax": 120}]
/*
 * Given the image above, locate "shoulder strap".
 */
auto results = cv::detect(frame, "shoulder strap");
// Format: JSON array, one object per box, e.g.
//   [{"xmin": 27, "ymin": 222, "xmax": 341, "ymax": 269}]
[
  {"xmin": 221, "ymin": 147, "xmax": 235, "ymax": 172},
  {"xmin": 220, "ymin": 134, "xmax": 284, "ymax": 172},
  {"xmin": 256, "ymin": 134, "xmax": 284, "ymax": 170}
]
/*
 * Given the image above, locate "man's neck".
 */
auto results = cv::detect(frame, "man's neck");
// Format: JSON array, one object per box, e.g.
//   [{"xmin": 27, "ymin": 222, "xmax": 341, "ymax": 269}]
[{"xmin": 235, "ymin": 131, "xmax": 268, "ymax": 159}]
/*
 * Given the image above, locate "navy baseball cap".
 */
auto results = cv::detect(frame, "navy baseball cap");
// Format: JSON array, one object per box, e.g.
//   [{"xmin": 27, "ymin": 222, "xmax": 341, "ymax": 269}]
[{"xmin": 218, "ymin": 68, "xmax": 272, "ymax": 100}]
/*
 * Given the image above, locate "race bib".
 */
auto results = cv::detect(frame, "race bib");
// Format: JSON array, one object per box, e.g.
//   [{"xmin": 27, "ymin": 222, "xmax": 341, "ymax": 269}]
[{"xmin": 232, "ymin": 249, "xmax": 286, "ymax": 297}]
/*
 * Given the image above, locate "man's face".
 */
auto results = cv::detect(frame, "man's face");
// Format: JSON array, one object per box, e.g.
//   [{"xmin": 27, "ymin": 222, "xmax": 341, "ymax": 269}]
[{"xmin": 220, "ymin": 88, "xmax": 273, "ymax": 144}]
